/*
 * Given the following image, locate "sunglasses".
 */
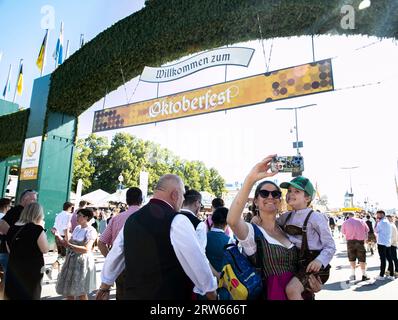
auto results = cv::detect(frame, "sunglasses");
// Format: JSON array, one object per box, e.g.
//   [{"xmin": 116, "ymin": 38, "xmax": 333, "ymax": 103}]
[{"xmin": 258, "ymin": 190, "xmax": 282, "ymax": 199}]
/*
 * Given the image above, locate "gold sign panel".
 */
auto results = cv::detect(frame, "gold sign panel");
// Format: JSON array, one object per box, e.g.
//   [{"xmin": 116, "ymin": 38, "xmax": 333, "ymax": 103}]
[
  {"xmin": 20, "ymin": 167, "xmax": 38, "ymax": 180},
  {"xmin": 92, "ymin": 59, "xmax": 333, "ymax": 132}
]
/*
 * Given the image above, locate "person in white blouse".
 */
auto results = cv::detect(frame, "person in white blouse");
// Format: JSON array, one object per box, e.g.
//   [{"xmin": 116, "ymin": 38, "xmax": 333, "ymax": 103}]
[
  {"xmin": 55, "ymin": 208, "xmax": 98, "ymax": 300},
  {"xmin": 96, "ymin": 174, "xmax": 217, "ymax": 300}
]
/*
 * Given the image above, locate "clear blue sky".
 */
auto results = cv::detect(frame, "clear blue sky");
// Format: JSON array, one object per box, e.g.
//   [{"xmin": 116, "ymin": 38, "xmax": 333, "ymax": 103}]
[
  {"xmin": 0, "ymin": 0, "xmax": 146, "ymax": 108},
  {"xmin": 1, "ymin": 1, "xmax": 398, "ymax": 210}
]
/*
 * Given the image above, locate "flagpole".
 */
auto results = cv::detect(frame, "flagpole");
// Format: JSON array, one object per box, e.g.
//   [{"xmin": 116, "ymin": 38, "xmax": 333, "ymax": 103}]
[
  {"xmin": 54, "ymin": 28, "xmax": 58, "ymax": 69},
  {"xmin": 80, "ymin": 34, "xmax": 84, "ymax": 48},
  {"xmin": 41, "ymin": 29, "xmax": 49, "ymax": 77},
  {"xmin": 65, "ymin": 40, "xmax": 70, "ymax": 60},
  {"xmin": 13, "ymin": 59, "xmax": 23, "ymax": 103},
  {"xmin": 3, "ymin": 64, "xmax": 12, "ymax": 100}
]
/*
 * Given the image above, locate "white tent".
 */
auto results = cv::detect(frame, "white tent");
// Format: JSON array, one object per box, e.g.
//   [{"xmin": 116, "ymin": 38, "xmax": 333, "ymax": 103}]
[
  {"xmin": 69, "ymin": 191, "xmax": 77, "ymax": 203},
  {"xmin": 81, "ymin": 189, "xmax": 111, "ymax": 207},
  {"xmin": 200, "ymin": 191, "xmax": 214, "ymax": 209},
  {"xmin": 102, "ymin": 188, "xmax": 129, "ymax": 204}
]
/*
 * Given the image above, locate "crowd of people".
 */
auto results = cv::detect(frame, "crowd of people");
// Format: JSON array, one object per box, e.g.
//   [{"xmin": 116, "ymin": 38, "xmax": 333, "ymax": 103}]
[{"xmin": 0, "ymin": 155, "xmax": 397, "ymax": 300}]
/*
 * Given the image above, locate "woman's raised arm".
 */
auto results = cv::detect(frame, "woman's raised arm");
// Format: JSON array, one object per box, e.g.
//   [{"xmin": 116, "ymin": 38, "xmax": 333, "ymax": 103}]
[{"xmin": 227, "ymin": 155, "xmax": 277, "ymax": 240}]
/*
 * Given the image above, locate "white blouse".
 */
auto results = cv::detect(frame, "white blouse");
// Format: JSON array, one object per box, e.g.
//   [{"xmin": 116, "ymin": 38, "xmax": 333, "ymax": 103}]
[
  {"xmin": 238, "ymin": 222, "xmax": 294, "ymax": 256},
  {"xmin": 71, "ymin": 225, "xmax": 97, "ymax": 242}
]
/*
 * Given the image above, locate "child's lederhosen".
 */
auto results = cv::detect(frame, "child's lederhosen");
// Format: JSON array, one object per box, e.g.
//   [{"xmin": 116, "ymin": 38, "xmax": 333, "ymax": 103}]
[{"xmin": 282, "ymin": 210, "xmax": 331, "ymax": 290}]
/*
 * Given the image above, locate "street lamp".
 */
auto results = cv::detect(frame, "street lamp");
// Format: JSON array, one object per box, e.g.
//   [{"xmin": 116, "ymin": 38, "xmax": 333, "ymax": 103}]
[
  {"xmin": 117, "ymin": 173, "xmax": 124, "ymax": 203},
  {"xmin": 276, "ymin": 104, "xmax": 317, "ymax": 155},
  {"xmin": 118, "ymin": 173, "xmax": 124, "ymax": 190},
  {"xmin": 341, "ymin": 166, "xmax": 359, "ymax": 207}
]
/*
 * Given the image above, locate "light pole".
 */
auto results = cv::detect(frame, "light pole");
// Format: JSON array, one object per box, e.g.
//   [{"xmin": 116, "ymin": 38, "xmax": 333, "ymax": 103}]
[
  {"xmin": 276, "ymin": 104, "xmax": 317, "ymax": 155},
  {"xmin": 118, "ymin": 173, "xmax": 124, "ymax": 190},
  {"xmin": 117, "ymin": 173, "xmax": 124, "ymax": 203},
  {"xmin": 341, "ymin": 166, "xmax": 359, "ymax": 207}
]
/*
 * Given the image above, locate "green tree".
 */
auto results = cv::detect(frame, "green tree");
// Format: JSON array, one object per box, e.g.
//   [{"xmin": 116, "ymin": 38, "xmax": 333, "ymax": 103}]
[
  {"xmin": 85, "ymin": 134, "xmax": 109, "ymax": 192},
  {"xmin": 96, "ymin": 133, "xmax": 148, "ymax": 193},
  {"xmin": 145, "ymin": 141, "xmax": 176, "ymax": 193},
  {"xmin": 182, "ymin": 161, "xmax": 201, "ymax": 191},
  {"xmin": 72, "ymin": 132, "xmax": 226, "ymax": 198},
  {"xmin": 209, "ymin": 167, "xmax": 226, "ymax": 197},
  {"xmin": 72, "ymin": 138, "xmax": 95, "ymax": 192}
]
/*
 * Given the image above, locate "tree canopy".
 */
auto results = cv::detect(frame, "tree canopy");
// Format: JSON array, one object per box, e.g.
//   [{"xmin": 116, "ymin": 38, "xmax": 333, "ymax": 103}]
[{"xmin": 72, "ymin": 133, "xmax": 226, "ymax": 197}]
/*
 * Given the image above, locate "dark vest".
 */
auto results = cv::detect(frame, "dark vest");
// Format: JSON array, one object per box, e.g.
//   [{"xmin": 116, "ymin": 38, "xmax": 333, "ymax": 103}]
[
  {"xmin": 123, "ymin": 198, "xmax": 191, "ymax": 300},
  {"xmin": 179, "ymin": 209, "xmax": 201, "ymax": 230}
]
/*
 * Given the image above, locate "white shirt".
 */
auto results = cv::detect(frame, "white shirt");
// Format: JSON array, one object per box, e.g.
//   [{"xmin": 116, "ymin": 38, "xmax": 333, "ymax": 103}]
[
  {"xmin": 375, "ymin": 218, "xmax": 392, "ymax": 247},
  {"xmin": 53, "ymin": 210, "xmax": 72, "ymax": 236},
  {"xmin": 210, "ymin": 227, "xmax": 236, "ymax": 245},
  {"xmin": 238, "ymin": 222, "xmax": 294, "ymax": 256},
  {"xmin": 71, "ymin": 225, "xmax": 97, "ymax": 242},
  {"xmin": 0, "ymin": 212, "xmax": 5, "ymax": 220},
  {"xmin": 101, "ymin": 214, "xmax": 217, "ymax": 296},
  {"xmin": 390, "ymin": 222, "xmax": 398, "ymax": 247},
  {"xmin": 180, "ymin": 208, "xmax": 207, "ymax": 253}
]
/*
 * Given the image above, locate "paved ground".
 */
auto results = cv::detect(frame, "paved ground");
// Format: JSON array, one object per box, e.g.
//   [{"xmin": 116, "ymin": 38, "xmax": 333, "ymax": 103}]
[
  {"xmin": 40, "ymin": 232, "xmax": 398, "ymax": 300},
  {"xmin": 318, "ymin": 233, "xmax": 398, "ymax": 300},
  {"xmin": 41, "ymin": 250, "xmax": 116, "ymax": 300}
]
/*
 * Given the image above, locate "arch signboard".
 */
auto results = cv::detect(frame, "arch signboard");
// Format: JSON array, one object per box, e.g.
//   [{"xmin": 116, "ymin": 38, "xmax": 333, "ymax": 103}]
[{"xmin": 93, "ymin": 59, "xmax": 333, "ymax": 132}]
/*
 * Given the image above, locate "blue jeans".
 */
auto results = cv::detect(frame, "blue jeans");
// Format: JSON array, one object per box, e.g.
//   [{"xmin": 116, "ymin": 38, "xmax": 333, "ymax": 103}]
[{"xmin": 0, "ymin": 253, "xmax": 9, "ymax": 274}]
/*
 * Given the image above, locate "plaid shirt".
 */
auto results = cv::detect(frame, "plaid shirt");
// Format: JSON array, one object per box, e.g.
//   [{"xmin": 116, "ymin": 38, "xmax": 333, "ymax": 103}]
[{"xmin": 99, "ymin": 205, "xmax": 140, "ymax": 245}]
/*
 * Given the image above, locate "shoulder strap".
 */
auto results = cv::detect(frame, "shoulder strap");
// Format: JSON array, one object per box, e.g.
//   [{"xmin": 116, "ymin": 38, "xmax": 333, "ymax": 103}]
[
  {"xmin": 283, "ymin": 211, "xmax": 294, "ymax": 227},
  {"xmin": 251, "ymin": 223, "xmax": 265, "ymax": 268},
  {"xmin": 251, "ymin": 223, "xmax": 265, "ymax": 241},
  {"xmin": 300, "ymin": 210, "xmax": 314, "ymax": 258}
]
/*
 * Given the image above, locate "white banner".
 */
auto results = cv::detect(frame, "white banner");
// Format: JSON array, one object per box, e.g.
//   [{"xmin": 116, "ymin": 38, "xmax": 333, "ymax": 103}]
[
  {"xmin": 141, "ymin": 47, "xmax": 254, "ymax": 83},
  {"xmin": 20, "ymin": 136, "xmax": 42, "ymax": 180},
  {"xmin": 139, "ymin": 171, "xmax": 149, "ymax": 201}
]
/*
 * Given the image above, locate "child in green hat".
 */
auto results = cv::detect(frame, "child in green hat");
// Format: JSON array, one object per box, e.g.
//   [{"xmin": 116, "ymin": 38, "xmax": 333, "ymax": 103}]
[{"xmin": 278, "ymin": 176, "xmax": 336, "ymax": 300}]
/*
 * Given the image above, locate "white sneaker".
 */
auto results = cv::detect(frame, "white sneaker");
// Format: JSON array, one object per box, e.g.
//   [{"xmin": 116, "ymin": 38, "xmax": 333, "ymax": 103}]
[
  {"xmin": 376, "ymin": 276, "xmax": 386, "ymax": 281},
  {"xmin": 387, "ymin": 276, "xmax": 395, "ymax": 280},
  {"xmin": 349, "ymin": 275, "xmax": 356, "ymax": 281}
]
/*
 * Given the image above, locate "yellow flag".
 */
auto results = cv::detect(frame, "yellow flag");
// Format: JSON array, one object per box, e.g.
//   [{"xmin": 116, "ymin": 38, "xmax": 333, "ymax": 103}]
[
  {"xmin": 16, "ymin": 62, "xmax": 23, "ymax": 96},
  {"xmin": 36, "ymin": 30, "xmax": 48, "ymax": 72}
]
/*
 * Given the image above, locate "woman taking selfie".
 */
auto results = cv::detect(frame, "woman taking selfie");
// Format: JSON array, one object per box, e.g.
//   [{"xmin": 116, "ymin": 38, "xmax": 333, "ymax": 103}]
[{"xmin": 227, "ymin": 154, "xmax": 321, "ymax": 299}]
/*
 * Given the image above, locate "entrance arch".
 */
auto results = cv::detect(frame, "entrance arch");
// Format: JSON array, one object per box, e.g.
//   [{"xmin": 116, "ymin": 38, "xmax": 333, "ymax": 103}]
[{"xmin": 0, "ymin": 0, "xmax": 396, "ymax": 242}]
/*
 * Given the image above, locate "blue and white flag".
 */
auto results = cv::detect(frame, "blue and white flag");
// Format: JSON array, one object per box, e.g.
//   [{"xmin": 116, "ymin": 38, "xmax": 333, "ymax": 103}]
[{"xmin": 53, "ymin": 22, "xmax": 64, "ymax": 67}]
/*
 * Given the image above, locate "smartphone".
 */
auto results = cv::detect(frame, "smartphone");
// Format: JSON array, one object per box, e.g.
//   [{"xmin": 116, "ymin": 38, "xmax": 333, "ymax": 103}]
[{"xmin": 270, "ymin": 155, "xmax": 304, "ymax": 173}]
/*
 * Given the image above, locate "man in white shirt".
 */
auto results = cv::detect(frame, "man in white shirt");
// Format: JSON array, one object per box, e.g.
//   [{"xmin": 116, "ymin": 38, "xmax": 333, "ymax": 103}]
[
  {"xmin": 374, "ymin": 210, "xmax": 394, "ymax": 280},
  {"xmin": 387, "ymin": 214, "xmax": 398, "ymax": 277},
  {"xmin": 96, "ymin": 174, "xmax": 217, "ymax": 300},
  {"xmin": 50, "ymin": 202, "xmax": 74, "ymax": 273},
  {"xmin": 180, "ymin": 189, "xmax": 207, "ymax": 252}
]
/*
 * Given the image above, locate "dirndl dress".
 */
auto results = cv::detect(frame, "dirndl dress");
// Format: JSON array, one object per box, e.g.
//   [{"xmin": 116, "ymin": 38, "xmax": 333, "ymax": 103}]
[{"xmin": 56, "ymin": 238, "xmax": 96, "ymax": 297}]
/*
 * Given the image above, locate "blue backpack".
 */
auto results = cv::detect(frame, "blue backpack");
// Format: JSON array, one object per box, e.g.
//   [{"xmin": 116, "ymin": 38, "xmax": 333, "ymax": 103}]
[{"xmin": 218, "ymin": 224, "xmax": 263, "ymax": 300}]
